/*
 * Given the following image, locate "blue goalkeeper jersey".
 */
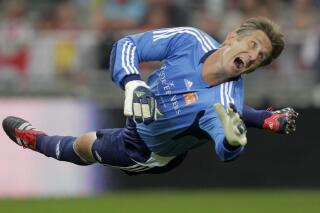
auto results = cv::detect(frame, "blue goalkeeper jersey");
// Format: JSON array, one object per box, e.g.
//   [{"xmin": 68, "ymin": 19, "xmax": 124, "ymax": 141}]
[{"xmin": 110, "ymin": 27, "xmax": 245, "ymax": 161}]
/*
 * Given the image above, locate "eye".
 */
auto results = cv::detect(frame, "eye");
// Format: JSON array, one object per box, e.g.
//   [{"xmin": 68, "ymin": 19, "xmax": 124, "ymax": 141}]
[
  {"xmin": 251, "ymin": 41, "xmax": 257, "ymax": 48},
  {"xmin": 259, "ymin": 52, "xmax": 267, "ymax": 62},
  {"xmin": 258, "ymin": 53, "xmax": 264, "ymax": 61}
]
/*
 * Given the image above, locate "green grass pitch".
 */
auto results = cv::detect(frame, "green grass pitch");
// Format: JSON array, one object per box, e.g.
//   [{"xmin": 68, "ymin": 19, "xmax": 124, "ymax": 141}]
[{"xmin": 1, "ymin": 190, "xmax": 320, "ymax": 213}]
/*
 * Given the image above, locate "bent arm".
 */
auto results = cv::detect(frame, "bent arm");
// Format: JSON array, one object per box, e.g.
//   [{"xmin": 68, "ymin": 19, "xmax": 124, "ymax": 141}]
[
  {"xmin": 109, "ymin": 29, "xmax": 188, "ymax": 88},
  {"xmin": 109, "ymin": 28, "xmax": 193, "ymax": 123}
]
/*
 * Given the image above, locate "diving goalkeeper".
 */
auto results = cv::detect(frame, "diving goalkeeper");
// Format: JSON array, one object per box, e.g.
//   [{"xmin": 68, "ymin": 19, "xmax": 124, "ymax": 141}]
[{"xmin": 3, "ymin": 17, "xmax": 298, "ymax": 175}]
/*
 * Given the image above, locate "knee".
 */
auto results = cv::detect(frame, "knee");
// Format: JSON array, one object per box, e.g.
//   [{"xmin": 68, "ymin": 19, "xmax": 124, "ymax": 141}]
[{"xmin": 74, "ymin": 132, "xmax": 97, "ymax": 163}]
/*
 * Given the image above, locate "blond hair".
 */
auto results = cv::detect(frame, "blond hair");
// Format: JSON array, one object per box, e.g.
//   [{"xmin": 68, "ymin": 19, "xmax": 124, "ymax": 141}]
[{"xmin": 236, "ymin": 17, "xmax": 284, "ymax": 66}]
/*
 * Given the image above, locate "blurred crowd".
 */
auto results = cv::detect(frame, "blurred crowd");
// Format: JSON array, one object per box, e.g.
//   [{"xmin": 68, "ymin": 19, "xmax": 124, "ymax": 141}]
[{"xmin": 0, "ymin": 0, "xmax": 319, "ymax": 107}]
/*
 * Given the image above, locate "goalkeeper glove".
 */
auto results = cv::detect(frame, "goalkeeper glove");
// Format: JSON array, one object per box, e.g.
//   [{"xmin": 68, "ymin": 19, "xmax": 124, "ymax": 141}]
[
  {"xmin": 263, "ymin": 107, "xmax": 298, "ymax": 134},
  {"xmin": 124, "ymin": 80, "xmax": 156, "ymax": 125},
  {"xmin": 214, "ymin": 103, "xmax": 247, "ymax": 146}
]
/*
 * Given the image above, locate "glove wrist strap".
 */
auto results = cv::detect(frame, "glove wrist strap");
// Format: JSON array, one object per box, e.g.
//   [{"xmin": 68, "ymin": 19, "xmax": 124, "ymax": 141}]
[
  {"xmin": 121, "ymin": 74, "xmax": 141, "ymax": 89},
  {"xmin": 223, "ymin": 138, "xmax": 241, "ymax": 150},
  {"xmin": 125, "ymin": 80, "xmax": 149, "ymax": 91}
]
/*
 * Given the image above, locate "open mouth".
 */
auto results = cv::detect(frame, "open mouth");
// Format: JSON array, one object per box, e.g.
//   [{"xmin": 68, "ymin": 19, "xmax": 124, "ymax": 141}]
[{"xmin": 234, "ymin": 57, "xmax": 245, "ymax": 70}]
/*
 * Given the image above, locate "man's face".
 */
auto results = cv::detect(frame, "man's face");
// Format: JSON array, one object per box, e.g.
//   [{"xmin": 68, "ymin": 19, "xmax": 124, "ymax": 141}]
[{"xmin": 221, "ymin": 30, "xmax": 272, "ymax": 77}]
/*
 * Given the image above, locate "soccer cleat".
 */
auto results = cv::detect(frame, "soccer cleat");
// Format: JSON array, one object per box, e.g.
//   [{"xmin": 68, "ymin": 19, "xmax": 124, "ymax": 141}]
[
  {"xmin": 263, "ymin": 107, "xmax": 298, "ymax": 134},
  {"xmin": 2, "ymin": 116, "xmax": 46, "ymax": 151}
]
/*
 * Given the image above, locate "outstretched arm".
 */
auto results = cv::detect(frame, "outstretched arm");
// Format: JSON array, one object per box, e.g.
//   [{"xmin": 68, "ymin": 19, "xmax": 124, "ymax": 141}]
[
  {"xmin": 242, "ymin": 105, "xmax": 298, "ymax": 134},
  {"xmin": 109, "ymin": 30, "xmax": 169, "ymax": 124}
]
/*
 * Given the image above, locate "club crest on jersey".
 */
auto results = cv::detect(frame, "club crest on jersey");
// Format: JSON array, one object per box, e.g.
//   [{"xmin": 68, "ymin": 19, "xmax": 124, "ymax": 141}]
[
  {"xmin": 183, "ymin": 92, "xmax": 198, "ymax": 105},
  {"xmin": 184, "ymin": 79, "xmax": 193, "ymax": 91}
]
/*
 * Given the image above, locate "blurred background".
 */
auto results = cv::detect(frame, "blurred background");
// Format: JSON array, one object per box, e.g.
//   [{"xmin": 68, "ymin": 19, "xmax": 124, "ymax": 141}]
[{"xmin": 0, "ymin": 0, "xmax": 320, "ymax": 209}]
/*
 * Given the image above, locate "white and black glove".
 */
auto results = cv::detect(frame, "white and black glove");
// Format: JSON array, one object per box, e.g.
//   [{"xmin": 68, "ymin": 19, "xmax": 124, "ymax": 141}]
[
  {"xmin": 124, "ymin": 80, "xmax": 156, "ymax": 125},
  {"xmin": 214, "ymin": 103, "xmax": 247, "ymax": 146}
]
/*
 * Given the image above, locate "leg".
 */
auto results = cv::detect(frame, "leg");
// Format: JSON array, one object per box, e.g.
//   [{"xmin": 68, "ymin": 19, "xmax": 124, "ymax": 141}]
[
  {"xmin": 2, "ymin": 116, "xmax": 94, "ymax": 166},
  {"xmin": 3, "ymin": 116, "xmax": 186, "ymax": 175},
  {"xmin": 73, "ymin": 132, "xmax": 97, "ymax": 163}
]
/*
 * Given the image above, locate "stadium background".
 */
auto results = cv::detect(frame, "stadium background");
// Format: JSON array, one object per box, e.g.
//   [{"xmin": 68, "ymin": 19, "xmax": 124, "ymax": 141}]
[{"xmin": 0, "ymin": 0, "xmax": 320, "ymax": 212}]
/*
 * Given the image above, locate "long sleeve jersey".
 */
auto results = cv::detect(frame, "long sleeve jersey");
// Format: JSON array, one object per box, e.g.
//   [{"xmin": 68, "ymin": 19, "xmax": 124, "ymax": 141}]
[{"xmin": 110, "ymin": 27, "xmax": 245, "ymax": 161}]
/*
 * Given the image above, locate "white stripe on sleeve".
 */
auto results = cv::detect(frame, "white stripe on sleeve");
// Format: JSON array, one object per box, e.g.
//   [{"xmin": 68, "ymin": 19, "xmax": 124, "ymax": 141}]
[
  {"xmin": 182, "ymin": 27, "xmax": 215, "ymax": 50},
  {"xmin": 121, "ymin": 41, "xmax": 131, "ymax": 74},
  {"xmin": 153, "ymin": 27, "xmax": 216, "ymax": 52},
  {"xmin": 121, "ymin": 40, "xmax": 140, "ymax": 75},
  {"xmin": 228, "ymin": 81, "xmax": 235, "ymax": 104},
  {"xmin": 126, "ymin": 43, "xmax": 136, "ymax": 74},
  {"xmin": 130, "ymin": 45, "xmax": 139, "ymax": 74},
  {"xmin": 220, "ymin": 83, "xmax": 225, "ymax": 106},
  {"xmin": 224, "ymin": 82, "xmax": 230, "ymax": 107},
  {"xmin": 202, "ymin": 32, "xmax": 218, "ymax": 49},
  {"xmin": 154, "ymin": 30, "xmax": 209, "ymax": 52}
]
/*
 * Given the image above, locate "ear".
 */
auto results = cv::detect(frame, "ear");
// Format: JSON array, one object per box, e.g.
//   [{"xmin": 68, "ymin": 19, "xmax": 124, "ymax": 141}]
[{"xmin": 224, "ymin": 31, "xmax": 237, "ymax": 45}]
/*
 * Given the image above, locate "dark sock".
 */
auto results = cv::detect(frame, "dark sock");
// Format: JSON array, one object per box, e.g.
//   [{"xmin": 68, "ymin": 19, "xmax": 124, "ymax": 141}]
[
  {"xmin": 243, "ymin": 105, "xmax": 272, "ymax": 128},
  {"xmin": 36, "ymin": 135, "xmax": 90, "ymax": 166}
]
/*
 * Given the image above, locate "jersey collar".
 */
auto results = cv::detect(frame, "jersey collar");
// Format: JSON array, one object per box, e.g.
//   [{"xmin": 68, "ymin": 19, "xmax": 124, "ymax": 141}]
[{"xmin": 199, "ymin": 49, "xmax": 216, "ymax": 64}]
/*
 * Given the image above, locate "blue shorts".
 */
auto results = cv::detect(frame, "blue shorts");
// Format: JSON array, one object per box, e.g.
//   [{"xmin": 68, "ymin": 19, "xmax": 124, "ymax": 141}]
[{"xmin": 91, "ymin": 119, "xmax": 187, "ymax": 175}]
